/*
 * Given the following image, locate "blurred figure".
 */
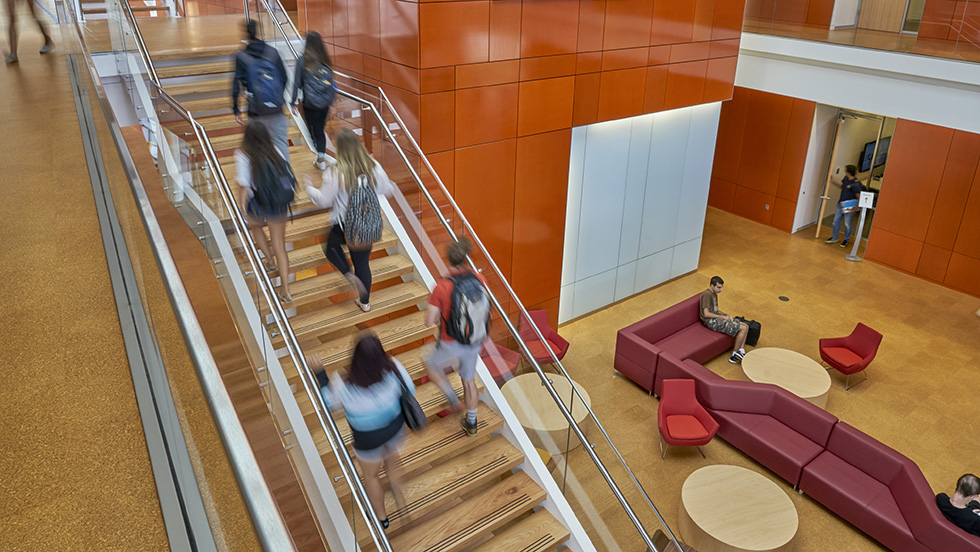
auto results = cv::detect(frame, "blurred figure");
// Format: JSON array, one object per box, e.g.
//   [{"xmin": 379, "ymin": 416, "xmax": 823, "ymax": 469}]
[
  {"xmin": 310, "ymin": 334, "xmax": 414, "ymax": 529},
  {"xmin": 235, "ymin": 121, "xmax": 295, "ymax": 301},
  {"xmin": 290, "ymin": 31, "xmax": 335, "ymax": 171},
  {"xmin": 5, "ymin": 0, "xmax": 55, "ymax": 64},
  {"xmin": 305, "ymin": 128, "xmax": 393, "ymax": 312},
  {"xmin": 232, "ymin": 19, "xmax": 289, "ymax": 163}
]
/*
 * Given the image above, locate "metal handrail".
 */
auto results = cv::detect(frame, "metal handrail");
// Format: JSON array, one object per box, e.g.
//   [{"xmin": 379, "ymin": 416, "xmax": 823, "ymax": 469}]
[
  {"xmin": 113, "ymin": 3, "xmax": 395, "ymax": 551},
  {"xmin": 259, "ymin": 3, "xmax": 682, "ymax": 549}
]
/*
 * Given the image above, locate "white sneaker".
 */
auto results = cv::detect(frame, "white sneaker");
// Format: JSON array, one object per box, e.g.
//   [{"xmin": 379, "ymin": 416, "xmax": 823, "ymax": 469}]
[
  {"xmin": 314, "ymin": 158, "xmax": 327, "ymax": 171},
  {"xmin": 355, "ymin": 299, "xmax": 371, "ymax": 312}
]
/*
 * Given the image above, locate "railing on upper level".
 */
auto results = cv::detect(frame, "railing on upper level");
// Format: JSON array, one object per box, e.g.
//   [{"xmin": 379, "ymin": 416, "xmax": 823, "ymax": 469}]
[
  {"xmin": 743, "ymin": 0, "xmax": 980, "ymax": 64},
  {"xmin": 255, "ymin": 1, "xmax": 687, "ymax": 550}
]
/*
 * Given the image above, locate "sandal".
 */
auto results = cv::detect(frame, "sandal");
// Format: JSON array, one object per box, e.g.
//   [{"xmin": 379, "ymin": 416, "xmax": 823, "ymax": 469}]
[{"xmin": 278, "ymin": 292, "xmax": 293, "ymax": 303}]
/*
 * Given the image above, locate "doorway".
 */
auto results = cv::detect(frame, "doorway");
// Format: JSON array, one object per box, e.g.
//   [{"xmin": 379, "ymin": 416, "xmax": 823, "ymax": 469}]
[{"xmin": 793, "ymin": 107, "xmax": 896, "ymax": 249}]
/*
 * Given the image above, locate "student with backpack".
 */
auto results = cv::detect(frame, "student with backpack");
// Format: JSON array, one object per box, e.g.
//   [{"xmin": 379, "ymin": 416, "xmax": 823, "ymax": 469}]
[
  {"xmin": 309, "ymin": 333, "xmax": 413, "ymax": 529},
  {"xmin": 304, "ymin": 128, "xmax": 394, "ymax": 312},
  {"xmin": 235, "ymin": 121, "xmax": 296, "ymax": 302},
  {"xmin": 289, "ymin": 32, "xmax": 335, "ymax": 171},
  {"xmin": 232, "ymin": 19, "xmax": 290, "ymax": 163},
  {"xmin": 424, "ymin": 238, "xmax": 491, "ymax": 437}
]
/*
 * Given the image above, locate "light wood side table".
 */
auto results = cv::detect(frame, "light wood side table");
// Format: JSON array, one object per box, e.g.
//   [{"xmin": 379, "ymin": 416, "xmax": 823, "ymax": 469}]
[
  {"xmin": 678, "ymin": 464, "xmax": 798, "ymax": 552},
  {"xmin": 500, "ymin": 373, "xmax": 592, "ymax": 455},
  {"xmin": 741, "ymin": 347, "xmax": 832, "ymax": 409}
]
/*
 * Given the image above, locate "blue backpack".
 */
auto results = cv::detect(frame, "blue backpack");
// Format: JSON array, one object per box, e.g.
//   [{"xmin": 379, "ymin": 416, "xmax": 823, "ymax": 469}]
[
  {"xmin": 239, "ymin": 47, "xmax": 285, "ymax": 115},
  {"xmin": 303, "ymin": 64, "xmax": 335, "ymax": 110}
]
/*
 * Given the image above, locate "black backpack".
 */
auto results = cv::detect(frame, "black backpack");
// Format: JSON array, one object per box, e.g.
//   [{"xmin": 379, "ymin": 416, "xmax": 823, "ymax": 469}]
[
  {"xmin": 252, "ymin": 158, "xmax": 296, "ymax": 215},
  {"xmin": 303, "ymin": 64, "xmax": 336, "ymax": 110},
  {"xmin": 445, "ymin": 272, "xmax": 490, "ymax": 345},
  {"xmin": 239, "ymin": 46, "xmax": 285, "ymax": 115}
]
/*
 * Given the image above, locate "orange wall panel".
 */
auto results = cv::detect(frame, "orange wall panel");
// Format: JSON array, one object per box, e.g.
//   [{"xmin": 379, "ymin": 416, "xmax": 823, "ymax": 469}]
[
  {"xmin": 944, "ymin": 252, "xmax": 980, "ymax": 294},
  {"xmin": 577, "ymin": 0, "xmax": 607, "ymax": 52},
  {"xmin": 713, "ymin": 0, "xmax": 747, "ymax": 39},
  {"xmin": 418, "ymin": 2, "xmax": 490, "ymax": 68},
  {"xmin": 732, "ymin": 186, "xmax": 775, "ymax": 225},
  {"xmin": 603, "ymin": 0, "xmax": 656, "ymax": 50},
  {"xmin": 572, "ymin": 73, "xmax": 601, "ymax": 127},
  {"xmin": 456, "ymin": 60, "xmax": 520, "ymax": 89},
  {"xmin": 454, "ymin": 140, "xmax": 518, "ymax": 279},
  {"xmin": 953, "ymin": 170, "xmax": 980, "ymax": 259},
  {"xmin": 643, "ymin": 64, "xmax": 669, "ymax": 113},
  {"xmin": 512, "ymin": 130, "xmax": 572, "ymax": 307},
  {"xmin": 521, "ymin": 0, "xmax": 580, "ymax": 57},
  {"xmin": 708, "ymin": 177, "xmax": 737, "ymax": 211},
  {"xmin": 517, "ymin": 77, "xmax": 575, "ymax": 137},
  {"xmin": 489, "ymin": 0, "xmax": 521, "ymax": 61},
  {"xmin": 865, "ymin": 227, "xmax": 925, "ymax": 273},
  {"xmin": 916, "ymin": 243, "xmax": 952, "ymax": 282},
  {"xmin": 653, "ymin": 0, "xmax": 697, "ymax": 45},
  {"xmin": 870, "ymin": 119, "xmax": 953, "ymax": 242},
  {"xmin": 664, "ymin": 60, "xmax": 707, "ymax": 110},
  {"xmin": 597, "ymin": 68, "xmax": 646, "ymax": 122},
  {"xmin": 738, "ymin": 91, "xmax": 793, "ymax": 196},
  {"xmin": 712, "ymin": 86, "xmax": 750, "ymax": 183},
  {"xmin": 776, "ymin": 98, "xmax": 817, "ymax": 201},
  {"xmin": 420, "ymin": 91, "xmax": 454, "ymax": 154},
  {"xmin": 703, "ymin": 56, "xmax": 737, "ymax": 103},
  {"xmin": 925, "ymin": 130, "xmax": 980, "ymax": 249},
  {"xmin": 770, "ymin": 197, "xmax": 797, "ymax": 232},
  {"xmin": 454, "ymin": 84, "xmax": 519, "ymax": 148},
  {"xmin": 348, "ymin": 0, "xmax": 381, "ymax": 59}
]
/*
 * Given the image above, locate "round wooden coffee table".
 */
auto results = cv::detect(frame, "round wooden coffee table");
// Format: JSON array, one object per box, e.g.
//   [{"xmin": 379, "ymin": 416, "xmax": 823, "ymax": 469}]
[
  {"xmin": 741, "ymin": 347, "xmax": 831, "ymax": 408},
  {"xmin": 501, "ymin": 373, "xmax": 592, "ymax": 455},
  {"xmin": 679, "ymin": 465, "xmax": 798, "ymax": 552}
]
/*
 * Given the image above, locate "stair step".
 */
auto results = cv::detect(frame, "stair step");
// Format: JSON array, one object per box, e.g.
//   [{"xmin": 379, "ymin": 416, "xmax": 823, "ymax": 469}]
[
  {"xmin": 287, "ymin": 343, "xmax": 428, "ymax": 391},
  {"xmin": 184, "ymin": 95, "xmax": 243, "ymax": 114},
  {"xmin": 351, "ymin": 436, "xmax": 525, "ymax": 543},
  {"xmin": 157, "ymin": 61, "xmax": 235, "ymax": 79},
  {"xmin": 264, "ymin": 254, "xmax": 412, "ymax": 312},
  {"xmin": 274, "ymin": 281, "xmax": 428, "ymax": 344},
  {"xmin": 164, "ymin": 77, "xmax": 233, "ymax": 96},
  {"xmin": 247, "ymin": 229, "xmax": 397, "ymax": 276},
  {"xmin": 389, "ymin": 471, "xmax": 546, "ymax": 552},
  {"xmin": 287, "ymin": 311, "xmax": 435, "ymax": 376},
  {"xmin": 308, "ymin": 373, "xmax": 484, "ymax": 446},
  {"xmin": 470, "ymin": 510, "xmax": 570, "ymax": 552},
  {"xmin": 326, "ymin": 406, "xmax": 505, "ymax": 498},
  {"xmin": 271, "ymin": 210, "xmax": 332, "ymax": 243},
  {"xmin": 208, "ymin": 125, "xmax": 301, "ymax": 152}
]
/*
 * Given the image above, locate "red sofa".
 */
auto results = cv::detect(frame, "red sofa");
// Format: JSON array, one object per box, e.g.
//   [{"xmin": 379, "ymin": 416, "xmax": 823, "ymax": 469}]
[
  {"xmin": 700, "ymin": 378, "xmax": 838, "ymax": 487},
  {"xmin": 614, "ymin": 295, "xmax": 734, "ymax": 393},
  {"xmin": 800, "ymin": 422, "xmax": 980, "ymax": 552}
]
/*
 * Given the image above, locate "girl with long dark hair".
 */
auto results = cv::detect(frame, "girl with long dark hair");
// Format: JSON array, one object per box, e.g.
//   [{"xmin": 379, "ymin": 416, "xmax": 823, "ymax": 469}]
[
  {"xmin": 235, "ymin": 120, "xmax": 294, "ymax": 301},
  {"xmin": 305, "ymin": 128, "xmax": 394, "ymax": 312},
  {"xmin": 289, "ymin": 31, "xmax": 335, "ymax": 171},
  {"xmin": 310, "ymin": 334, "xmax": 414, "ymax": 528}
]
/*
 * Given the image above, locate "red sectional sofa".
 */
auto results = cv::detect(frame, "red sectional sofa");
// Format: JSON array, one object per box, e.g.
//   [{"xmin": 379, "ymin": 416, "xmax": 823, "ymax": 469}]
[
  {"xmin": 618, "ymin": 300, "xmax": 980, "ymax": 552},
  {"xmin": 614, "ymin": 295, "xmax": 733, "ymax": 393}
]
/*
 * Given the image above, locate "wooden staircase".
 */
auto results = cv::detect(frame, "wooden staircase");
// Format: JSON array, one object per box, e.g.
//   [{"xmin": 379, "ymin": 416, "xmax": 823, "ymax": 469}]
[
  {"xmin": 148, "ymin": 24, "xmax": 573, "ymax": 552},
  {"xmin": 82, "ymin": 0, "xmax": 170, "ymax": 16}
]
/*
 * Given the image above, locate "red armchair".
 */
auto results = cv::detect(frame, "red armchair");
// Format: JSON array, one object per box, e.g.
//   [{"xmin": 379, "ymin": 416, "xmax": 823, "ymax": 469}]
[
  {"xmin": 480, "ymin": 343, "xmax": 521, "ymax": 386},
  {"xmin": 658, "ymin": 379, "xmax": 719, "ymax": 459},
  {"xmin": 519, "ymin": 310, "xmax": 570, "ymax": 367},
  {"xmin": 819, "ymin": 323, "xmax": 882, "ymax": 390}
]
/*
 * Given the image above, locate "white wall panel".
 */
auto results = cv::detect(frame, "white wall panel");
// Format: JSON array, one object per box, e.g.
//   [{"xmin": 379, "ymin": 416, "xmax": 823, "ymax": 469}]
[
  {"xmin": 559, "ymin": 104, "xmax": 722, "ymax": 323},
  {"xmin": 670, "ymin": 238, "xmax": 703, "ymax": 279},
  {"xmin": 574, "ymin": 119, "xmax": 632, "ymax": 281},
  {"xmin": 561, "ymin": 129, "xmax": 588, "ymax": 287}
]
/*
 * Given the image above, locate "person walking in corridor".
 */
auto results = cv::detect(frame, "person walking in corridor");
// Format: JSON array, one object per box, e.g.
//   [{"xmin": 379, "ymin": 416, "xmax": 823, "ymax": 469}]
[
  {"xmin": 290, "ymin": 31, "xmax": 335, "ymax": 171},
  {"xmin": 233, "ymin": 19, "xmax": 290, "ymax": 163},
  {"xmin": 5, "ymin": 0, "xmax": 54, "ymax": 63}
]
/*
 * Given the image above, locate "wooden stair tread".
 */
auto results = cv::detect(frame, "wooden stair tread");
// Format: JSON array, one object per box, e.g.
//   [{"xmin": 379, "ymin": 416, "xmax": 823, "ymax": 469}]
[
  {"xmin": 163, "ymin": 78, "xmax": 232, "ymax": 96},
  {"xmin": 207, "ymin": 125, "xmax": 301, "ymax": 152},
  {"xmin": 351, "ymin": 436, "xmax": 525, "ymax": 542},
  {"xmin": 469, "ymin": 510, "xmax": 570, "ymax": 552},
  {"xmin": 246, "ymin": 229, "xmax": 396, "ymax": 275},
  {"xmin": 389, "ymin": 471, "xmax": 546, "ymax": 552},
  {"xmin": 270, "ymin": 210, "xmax": 331, "ymax": 243},
  {"xmin": 183, "ymin": 95, "xmax": 241, "ymax": 114},
  {"xmin": 286, "ymin": 342, "xmax": 428, "ymax": 390},
  {"xmin": 326, "ymin": 406, "xmax": 505, "ymax": 498},
  {"xmin": 82, "ymin": 2, "xmax": 168, "ymax": 12},
  {"xmin": 157, "ymin": 61, "xmax": 235, "ymax": 79},
  {"xmin": 264, "ymin": 254, "xmax": 412, "ymax": 312},
  {"xmin": 279, "ymin": 281, "xmax": 428, "ymax": 343}
]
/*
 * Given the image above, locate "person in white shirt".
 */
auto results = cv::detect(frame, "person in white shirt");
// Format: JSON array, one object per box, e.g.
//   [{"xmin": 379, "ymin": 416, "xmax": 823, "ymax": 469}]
[{"xmin": 305, "ymin": 129, "xmax": 394, "ymax": 312}]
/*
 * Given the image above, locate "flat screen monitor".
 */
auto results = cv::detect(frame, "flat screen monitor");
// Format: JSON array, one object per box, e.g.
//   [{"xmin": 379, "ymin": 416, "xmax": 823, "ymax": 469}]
[{"xmin": 859, "ymin": 137, "xmax": 891, "ymax": 172}]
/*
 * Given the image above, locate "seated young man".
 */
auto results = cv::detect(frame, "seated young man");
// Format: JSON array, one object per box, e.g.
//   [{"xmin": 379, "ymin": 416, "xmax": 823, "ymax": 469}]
[
  {"xmin": 937, "ymin": 474, "xmax": 980, "ymax": 536},
  {"xmin": 699, "ymin": 276, "xmax": 750, "ymax": 364}
]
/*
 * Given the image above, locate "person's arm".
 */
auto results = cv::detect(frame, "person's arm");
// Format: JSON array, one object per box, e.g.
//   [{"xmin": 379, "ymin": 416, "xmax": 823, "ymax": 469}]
[
  {"xmin": 305, "ymin": 170, "xmax": 340, "ymax": 208},
  {"xmin": 277, "ymin": 53, "xmax": 289, "ymax": 105},
  {"xmin": 232, "ymin": 52, "xmax": 245, "ymax": 122},
  {"xmin": 373, "ymin": 162, "xmax": 395, "ymax": 197},
  {"xmin": 425, "ymin": 304, "xmax": 441, "ymax": 328},
  {"xmin": 393, "ymin": 359, "xmax": 415, "ymax": 395},
  {"xmin": 234, "ymin": 151, "xmax": 251, "ymax": 213},
  {"xmin": 702, "ymin": 308, "xmax": 731, "ymax": 321}
]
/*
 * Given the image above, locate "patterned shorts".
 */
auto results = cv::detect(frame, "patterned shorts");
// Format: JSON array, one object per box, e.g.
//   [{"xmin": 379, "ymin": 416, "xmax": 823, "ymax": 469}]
[{"xmin": 705, "ymin": 317, "xmax": 741, "ymax": 337}]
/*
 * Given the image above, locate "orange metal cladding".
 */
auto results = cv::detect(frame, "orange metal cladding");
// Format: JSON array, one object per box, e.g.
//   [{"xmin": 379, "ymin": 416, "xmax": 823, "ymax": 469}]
[
  {"xmin": 299, "ymin": 0, "xmax": 749, "ymax": 325},
  {"xmin": 707, "ymin": 87, "xmax": 815, "ymax": 233},
  {"xmin": 865, "ymin": 120, "xmax": 980, "ymax": 298}
]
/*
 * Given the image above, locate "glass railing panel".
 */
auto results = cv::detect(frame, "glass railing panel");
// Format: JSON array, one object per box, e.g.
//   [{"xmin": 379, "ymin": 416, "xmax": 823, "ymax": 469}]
[{"xmin": 744, "ymin": 0, "xmax": 980, "ymax": 64}]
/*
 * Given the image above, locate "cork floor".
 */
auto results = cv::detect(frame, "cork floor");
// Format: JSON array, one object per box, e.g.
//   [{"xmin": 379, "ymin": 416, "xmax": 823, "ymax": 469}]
[
  {"xmin": 555, "ymin": 208, "xmax": 980, "ymax": 551},
  {"xmin": 0, "ymin": 14, "xmax": 168, "ymax": 552}
]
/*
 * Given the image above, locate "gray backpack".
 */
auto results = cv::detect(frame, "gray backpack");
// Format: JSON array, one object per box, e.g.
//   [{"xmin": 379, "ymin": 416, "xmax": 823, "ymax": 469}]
[{"xmin": 343, "ymin": 174, "xmax": 383, "ymax": 250}]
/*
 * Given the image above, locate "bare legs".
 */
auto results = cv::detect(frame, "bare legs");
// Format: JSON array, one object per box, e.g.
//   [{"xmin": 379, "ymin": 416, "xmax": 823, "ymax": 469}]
[
  {"xmin": 358, "ymin": 450, "xmax": 405, "ymax": 526},
  {"xmin": 6, "ymin": 0, "xmax": 54, "ymax": 62},
  {"xmin": 734, "ymin": 323, "xmax": 749, "ymax": 353},
  {"xmin": 248, "ymin": 216, "xmax": 290, "ymax": 300}
]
